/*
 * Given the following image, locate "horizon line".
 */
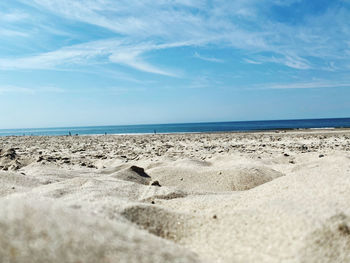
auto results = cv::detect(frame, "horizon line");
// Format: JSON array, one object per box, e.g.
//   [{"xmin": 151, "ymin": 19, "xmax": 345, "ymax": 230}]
[{"xmin": 1, "ymin": 116, "xmax": 350, "ymax": 131}]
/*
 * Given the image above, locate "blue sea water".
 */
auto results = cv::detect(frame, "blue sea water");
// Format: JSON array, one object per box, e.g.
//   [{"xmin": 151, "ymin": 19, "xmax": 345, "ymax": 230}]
[{"xmin": 0, "ymin": 118, "xmax": 349, "ymax": 137}]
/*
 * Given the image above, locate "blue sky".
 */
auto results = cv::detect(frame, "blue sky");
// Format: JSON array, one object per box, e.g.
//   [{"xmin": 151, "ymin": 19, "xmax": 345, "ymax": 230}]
[{"xmin": 0, "ymin": 0, "xmax": 350, "ymax": 128}]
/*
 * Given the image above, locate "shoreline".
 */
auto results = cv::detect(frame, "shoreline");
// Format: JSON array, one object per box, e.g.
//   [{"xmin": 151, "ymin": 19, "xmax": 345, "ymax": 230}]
[
  {"xmin": 1, "ymin": 126, "xmax": 350, "ymax": 138},
  {"xmin": 0, "ymin": 117, "xmax": 349, "ymax": 137}
]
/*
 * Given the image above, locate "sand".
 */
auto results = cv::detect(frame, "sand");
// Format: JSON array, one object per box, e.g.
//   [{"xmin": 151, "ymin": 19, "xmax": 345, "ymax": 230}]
[{"xmin": 0, "ymin": 129, "xmax": 350, "ymax": 262}]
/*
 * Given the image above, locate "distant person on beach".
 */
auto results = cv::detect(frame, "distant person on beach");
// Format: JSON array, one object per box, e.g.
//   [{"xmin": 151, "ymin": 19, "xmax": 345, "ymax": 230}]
[{"xmin": 154, "ymin": 130, "xmax": 156, "ymax": 134}]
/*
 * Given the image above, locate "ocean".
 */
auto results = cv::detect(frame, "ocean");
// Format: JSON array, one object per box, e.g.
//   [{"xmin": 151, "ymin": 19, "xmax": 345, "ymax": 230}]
[{"xmin": 0, "ymin": 118, "xmax": 349, "ymax": 137}]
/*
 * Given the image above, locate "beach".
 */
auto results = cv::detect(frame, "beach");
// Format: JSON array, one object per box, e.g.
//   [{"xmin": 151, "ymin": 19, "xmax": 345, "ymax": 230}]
[{"xmin": 1, "ymin": 129, "xmax": 350, "ymax": 262}]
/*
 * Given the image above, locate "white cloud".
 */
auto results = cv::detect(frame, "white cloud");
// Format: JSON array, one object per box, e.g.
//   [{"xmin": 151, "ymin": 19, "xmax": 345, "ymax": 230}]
[
  {"xmin": 37, "ymin": 86, "xmax": 66, "ymax": 93},
  {"xmin": 0, "ymin": 11, "xmax": 30, "ymax": 37},
  {"xmin": 0, "ymin": 29, "xmax": 28, "ymax": 37},
  {"xmin": 0, "ymin": 39, "xmax": 180, "ymax": 76},
  {"xmin": 194, "ymin": 52, "xmax": 224, "ymax": 63},
  {"xmin": 272, "ymin": 55, "xmax": 311, "ymax": 70},
  {"xmin": 0, "ymin": 11, "xmax": 29, "ymax": 22},
  {"xmin": 244, "ymin": 54, "xmax": 311, "ymax": 69},
  {"xmin": 0, "ymin": 85, "xmax": 65, "ymax": 95},
  {"xmin": 243, "ymin": 59, "xmax": 262, "ymax": 65},
  {"xmin": 188, "ymin": 74, "xmax": 223, "ymax": 89},
  {"xmin": 109, "ymin": 52, "xmax": 177, "ymax": 77},
  {"xmin": 253, "ymin": 81, "xmax": 350, "ymax": 90},
  {"xmin": 2, "ymin": 0, "xmax": 349, "ymax": 73},
  {"xmin": 0, "ymin": 86, "xmax": 34, "ymax": 94}
]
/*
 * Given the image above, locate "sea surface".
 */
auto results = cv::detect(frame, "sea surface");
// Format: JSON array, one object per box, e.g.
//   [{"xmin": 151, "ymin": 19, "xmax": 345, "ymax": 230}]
[{"xmin": 1, "ymin": 118, "xmax": 350, "ymax": 137}]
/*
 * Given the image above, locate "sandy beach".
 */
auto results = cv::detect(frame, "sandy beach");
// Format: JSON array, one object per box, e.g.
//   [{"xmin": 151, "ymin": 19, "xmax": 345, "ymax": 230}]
[{"xmin": 1, "ymin": 129, "xmax": 350, "ymax": 262}]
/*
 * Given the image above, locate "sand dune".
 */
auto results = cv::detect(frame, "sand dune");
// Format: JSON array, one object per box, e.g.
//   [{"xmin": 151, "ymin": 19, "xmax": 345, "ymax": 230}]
[
  {"xmin": 0, "ymin": 129, "xmax": 349, "ymax": 262},
  {"xmin": 0, "ymin": 196, "xmax": 201, "ymax": 263},
  {"xmin": 148, "ymin": 159, "xmax": 284, "ymax": 192}
]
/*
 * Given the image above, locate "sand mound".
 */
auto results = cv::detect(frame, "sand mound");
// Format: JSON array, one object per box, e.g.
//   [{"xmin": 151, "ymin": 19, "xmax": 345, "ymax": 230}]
[
  {"xmin": 300, "ymin": 213, "xmax": 350, "ymax": 263},
  {"xmin": 0, "ymin": 196, "xmax": 201, "ymax": 263},
  {"xmin": 148, "ymin": 161, "xmax": 284, "ymax": 192},
  {"xmin": 1, "ymin": 130, "xmax": 349, "ymax": 262},
  {"xmin": 111, "ymin": 165, "xmax": 152, "ymax": 185},
  {"xmin": 229, "ymin": 166, "xmax": 284, "ymax": 190},
  {"xmin": 156, "ymin": 153, "xmax": 350, "ymax": 262},
  {"xmin": 0, "ymin": 171, "xmax": 42, "ymax": 197},
  {"xmin": 13, "ymin": 175, "xmax": 190, "ymax": 224},
  {"xmin": 121, "ymin": 205, "xmax": 190, "ymax": 242},
  {"xmin": 171, "ymin": 159, "xmax": 212, "ymax": 167}
]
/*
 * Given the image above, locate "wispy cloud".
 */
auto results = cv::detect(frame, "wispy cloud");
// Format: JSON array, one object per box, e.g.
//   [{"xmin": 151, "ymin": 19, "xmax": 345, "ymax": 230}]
[
  {"xmin": 1, "ymin": 0, "xmax": 350, "ymax": 73},
  {"xmin": 109, "ymin": 50, "xmax": 178, "ymax": 77},
  {"xmin": 267, "ymin": 55, "xmax": 311, "ymax": 70},
  {"xmin": 253, "ymin": 81, "xmax": 350, "ymax": 90},
  {"xmin": 243, "ymin": 59, "xmax": 262, "ymax": 65},
  {"xmin": 0, "ymin": 39, "xmax": 180, "ymax": 76},
  {"xmin": 37, "ymin": 86, "xmax": 66, "ymax": 93},
  {"xmin": 194, "ymin": 52, "xmax": 224, "ymax": 63},
  {"xmin": 0, "ymin": 85, "xmax": 65, "ymax": 95},
  {"xmin": 0, "ymin": 29, "xmax": 28, "ymax": 37},
  {"xmin": 0, "ymin": 11, "xmax": 30, "ymax": 37},
  {"xmin": 244, "ymin": 54, "xmax": 311, "ymax": 69},
  {"xmin": 0, "ymin": 11, "xmax": 29, "ymax": 22},
  {"xmin": 0, "ymin": 86, "xmax": 34, "ymax": 95},
  {"xmin": 0, "ymin": 1, "xmax": 350, "ymax": 128},
  {"xmin": 188, "ymin": 74, "xmax": 223, "ymax": 89}
]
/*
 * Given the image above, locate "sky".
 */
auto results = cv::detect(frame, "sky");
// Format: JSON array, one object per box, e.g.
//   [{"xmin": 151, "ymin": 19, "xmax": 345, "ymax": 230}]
[{"xmin": 0, "ymin": 0, "xmax": 350, "ymax": 129}]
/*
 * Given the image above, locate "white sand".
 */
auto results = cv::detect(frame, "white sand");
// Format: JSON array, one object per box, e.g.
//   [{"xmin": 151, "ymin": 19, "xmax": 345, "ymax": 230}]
[{"xmin": 0, "ymin": 129, "xmax": 350, "ymax": 262}]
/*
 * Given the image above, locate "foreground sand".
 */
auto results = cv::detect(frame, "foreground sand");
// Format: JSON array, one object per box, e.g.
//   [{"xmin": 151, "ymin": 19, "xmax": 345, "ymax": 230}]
[{"xmin": 1, "ymin": 129, "xmax": 350, "ymax": 262}]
